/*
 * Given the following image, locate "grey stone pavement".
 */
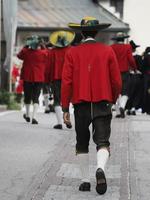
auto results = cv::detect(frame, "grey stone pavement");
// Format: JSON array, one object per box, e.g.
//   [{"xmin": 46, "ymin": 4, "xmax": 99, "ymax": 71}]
[{"xmin": 0, "ymin": 108, "xmax": 150, "ymax": 200}]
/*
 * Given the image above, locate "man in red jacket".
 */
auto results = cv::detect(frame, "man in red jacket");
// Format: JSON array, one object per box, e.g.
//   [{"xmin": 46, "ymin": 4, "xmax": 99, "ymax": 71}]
[
  {"xmin": 111, "ymin": 32, "xmax": 137, "ymax": 118},
  {"xmin": 17, "ymin": 35, "xmax": 48, "ymax": 124},
  {"xmin": 49, "ymin": 30, "xmax": 75, "ymax": 129},
  {"xmin": 61, "ymin": 17, "xmax": 122, "ymax": 195}
]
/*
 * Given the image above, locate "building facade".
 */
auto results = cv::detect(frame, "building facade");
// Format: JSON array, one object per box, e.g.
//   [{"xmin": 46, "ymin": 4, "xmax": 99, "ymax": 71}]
[
  {"xmin": 16, "ymin": 0, "xmax": 129, "ymax": 50},
  {"xmin": 123, "ymin": 0, "xmax": 150, "ymax": 53},
  {"xmin": 99, "ymin": 0, "xmax": 150, "ymax": 53}
]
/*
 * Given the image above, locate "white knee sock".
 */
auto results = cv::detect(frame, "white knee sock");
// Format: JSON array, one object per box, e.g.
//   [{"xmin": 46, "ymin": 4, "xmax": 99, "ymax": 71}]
[
  {"xmin": 131, "ymin": 107, "xmax": 135, "ymax": 111},
  {"xmin": 119, "ymin": 95, "xmax": 128, "ymax": 109},
  {"xmin": 97, "ymin": 148, "xmax": 109, "ymax": 172},
  {"xmin": 78, "ymin": 154, "xmax": 90, "ymax": 183},
  {"xmin": 54, "ymin": 106, "xmax": 62, "ymax": 125},
  {"xmin": 115, "ymin": 101, "xmax": 120, "ymax": 115},
  {"xmin": 43, "ymin": 94, "xmax": 49, "ymax": 110},
  {"xmin": 25, "ymin": 104, "xmax": 30, "ymax": 117},
  {"xmin": 32, "ymin": 103, "xmax": 38, "ymax": 119},
  {"xmin": 115, "ymin": 95, "xmax": 121, "ymax": 114}
]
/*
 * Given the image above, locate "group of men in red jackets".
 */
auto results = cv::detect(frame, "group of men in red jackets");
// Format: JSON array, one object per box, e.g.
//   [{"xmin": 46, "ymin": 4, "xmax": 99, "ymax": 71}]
[{"xmin": 17, "ymin": 16, "xmax": 144, "ymax": 195}]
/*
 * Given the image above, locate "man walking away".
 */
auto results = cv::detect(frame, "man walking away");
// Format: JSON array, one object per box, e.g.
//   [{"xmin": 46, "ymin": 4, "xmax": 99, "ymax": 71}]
[{"xmin": 61, "ymin": 16, "xmax": 122, "ymax": 195}]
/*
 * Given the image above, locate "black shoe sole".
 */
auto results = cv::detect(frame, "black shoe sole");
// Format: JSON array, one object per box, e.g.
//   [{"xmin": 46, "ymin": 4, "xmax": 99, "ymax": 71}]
[
  {"xmin": 116, "ymin": 114, "xmax": 125, "ymax": 118},
  {"xmin": 53, "ymin": 124, "xmax": 62, "ymax": 129},
  {"xmin": 32, "ymin": 121, "xmax": 38, "ymax": 124},
  {"xmin": 96, "ymin": 169, "xmax": 107, "ymax": 195}
]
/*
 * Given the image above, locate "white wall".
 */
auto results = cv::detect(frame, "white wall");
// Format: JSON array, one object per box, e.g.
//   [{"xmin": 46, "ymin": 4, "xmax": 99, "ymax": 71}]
[{"xmin": 123, "ymin": 0, "xmax": 150, "ymax": 54}]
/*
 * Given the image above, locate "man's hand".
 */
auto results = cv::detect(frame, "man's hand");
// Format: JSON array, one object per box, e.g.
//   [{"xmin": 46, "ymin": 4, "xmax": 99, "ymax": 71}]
[{"xmin": 63, "ymin": 112, "xmax": 72, "ymax": 129}]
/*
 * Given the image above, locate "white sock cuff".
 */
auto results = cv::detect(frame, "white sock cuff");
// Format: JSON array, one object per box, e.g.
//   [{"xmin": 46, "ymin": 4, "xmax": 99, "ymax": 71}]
[
  {"xmin": 32, "ymin": 103, "xmax": 38, "ymax": 119},
  {"xmin": 120, "ymin": 95, "xmax": 128, "ymax": 109},
  {"xmin": 77, "ymin": 153, "xmax": 90, "ymax": 182},
  {"xmin": 54, "ymin": 106, "xmax": 62, "ymax": 124},
  {"xmin": 25, "ymin": 104, "xmax": 30, "ymax": 117},
  {"xmin": 97, "ymin": 148, "xmax": 109, "ymax": 171}
]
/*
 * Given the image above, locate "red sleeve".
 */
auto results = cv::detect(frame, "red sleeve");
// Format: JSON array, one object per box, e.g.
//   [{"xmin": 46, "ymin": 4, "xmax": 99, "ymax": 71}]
[
  {"xmin": 17, "ymin": 47, "xmax": 27, "ymax": 60},
  {"xmin": 109, "ymin": 47, "xmax": 122, "ymax": 103},
  {"xmin": 127, "ymin": 45, "xmax": 137, "ymax": 70},
  {"xmin": 61, "ymin": 50, "xmax": 73, "ymax": 111}
]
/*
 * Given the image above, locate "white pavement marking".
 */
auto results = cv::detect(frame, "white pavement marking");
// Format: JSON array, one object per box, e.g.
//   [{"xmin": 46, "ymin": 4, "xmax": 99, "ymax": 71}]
[
  {"xmin": 56, "ymin": 163, "xmax": 121, "ymax": 179},
  {"xmin": 44, "ymin": 185, "xmax": 120, "ymax": 200}
]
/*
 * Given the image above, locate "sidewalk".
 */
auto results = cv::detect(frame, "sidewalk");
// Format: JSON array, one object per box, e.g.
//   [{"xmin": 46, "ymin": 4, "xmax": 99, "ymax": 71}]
[
  {"xmin": 0, "ymin": 110, "xmax": 149, "ymax": 200},
  {"xmin": 22, "ymin": 113, "xmax": 150, "ymax": 200},
  {"xmin": 0, "ymin": 105, "xmax": 7, "ymax": 112}
]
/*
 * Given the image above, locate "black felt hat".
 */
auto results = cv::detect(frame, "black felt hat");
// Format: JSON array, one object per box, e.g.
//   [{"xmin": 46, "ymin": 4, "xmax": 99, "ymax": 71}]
[
  {"xmin": 130, "ymin": 40, "xmax": 140, "ymax": 49},
  {"xmin": 111, "ymin": 32, "xmax": 130, "ymax": 41}
]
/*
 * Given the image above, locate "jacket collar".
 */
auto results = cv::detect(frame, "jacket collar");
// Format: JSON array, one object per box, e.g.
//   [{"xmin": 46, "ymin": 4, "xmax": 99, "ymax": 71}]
[{"xmin": 82, "ymin": 37, "xmax": 96, "ymax": 44}]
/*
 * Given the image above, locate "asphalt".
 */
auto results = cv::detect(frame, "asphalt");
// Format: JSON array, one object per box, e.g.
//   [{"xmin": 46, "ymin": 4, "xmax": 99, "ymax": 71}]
[{"xmin": 0, "ymin": 108, "xmax": 150, "ymax": 200}]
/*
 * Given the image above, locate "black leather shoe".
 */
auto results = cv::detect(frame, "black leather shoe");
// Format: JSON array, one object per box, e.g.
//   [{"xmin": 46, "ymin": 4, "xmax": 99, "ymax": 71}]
[
  {"xmin": 53, "ymin": 124, "xmax": 62, "ymax": 129},
  {"xmin": 32, "ymin": 118, "xmax": 38, "ymax": 124},
  {"xmin": 44, "ymin": 110, "xmax": 50, "ymax": 114},
  {"xmin": 79, "ymin": 182, "xmax": 91, "ymax": 191},
  {"xmin": 66, "ymin": 122, "xmax": 72, "ymax": 129},
  {"xmin": 23, "ymin": 114, "xmax": 30, "ymax": 122},
  {"xmin": 96, "ymin": 168, "xmax": 107, "ymax": 195}
]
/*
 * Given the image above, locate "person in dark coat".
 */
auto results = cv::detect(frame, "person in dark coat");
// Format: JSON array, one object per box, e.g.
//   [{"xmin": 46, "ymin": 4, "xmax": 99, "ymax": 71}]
[
  {"xmin": 111, "ymin": 33, "xmax": 137, "ymax": 118},
  {"xmin": 17, "ymin": 35, "xmax": 48, "ymax": 124},
  {"xmin": 126, "ymin": 40, "xmax": 143, "ymax": 115},
  {"xmin": 49, "ymin": 30, "xmax": 75, "ymax": 129},
  {"xmin": 61, "ymin": 16, "xmax": 122, "ymax": 195},
  {"xmin": 142, "ymin": 47, "xmax": 150, "ymax": 114}
]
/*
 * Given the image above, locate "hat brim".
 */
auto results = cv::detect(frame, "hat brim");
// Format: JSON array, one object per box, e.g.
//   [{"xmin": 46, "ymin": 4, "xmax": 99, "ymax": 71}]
[
  {"xmin": 135, "ymin": 45, "xmax": 140, "ymax": 48},
  {"xmin": 68, "ymin": 23, "xmax": 111, "ymax": 31},
  {"xmin": 50, "ymin": 30, "xmax": 75, "ymax": 48},
  {"xmin": 111, "ymin": 35, "xmax": 130, "ymax": 40}
]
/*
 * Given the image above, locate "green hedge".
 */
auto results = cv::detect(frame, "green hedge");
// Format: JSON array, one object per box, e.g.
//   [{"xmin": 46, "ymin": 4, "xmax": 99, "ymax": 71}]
[{"xmin": 0, "ymin": 90, "xmax": 21, "ymax": 110}]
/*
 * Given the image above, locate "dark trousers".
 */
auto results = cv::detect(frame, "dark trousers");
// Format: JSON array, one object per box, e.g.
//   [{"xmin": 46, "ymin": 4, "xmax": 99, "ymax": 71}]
[
  {"xmin": 23, "ymin": 81, "xmax": 42, "ymax": 104},
  {"xmin": 143, "ymin": 74, "xmax": 150, "ymax": 113},
  {"xmin": 42, "ymin": 83, "xmax": 50, "ymax": 95},
  {"xmin": 74, "ymin": 101, "xmax": 112, "ymax": 154},
  {"xmin": 121, "ymin": 72, "xmax": 130, "ymax": 96},
  {"xmin": 126, "ymin": 74, "xmax": 143, "ymax": 109},
  {"xmin": 53, "ymin": 80, "xmax": 61, "ymax": 106}
]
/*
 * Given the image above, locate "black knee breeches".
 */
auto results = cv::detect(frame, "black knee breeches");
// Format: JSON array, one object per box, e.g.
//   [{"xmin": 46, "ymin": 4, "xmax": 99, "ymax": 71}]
[
  {"xmin": 23, "ymin": 81, "xmax": 42, "ymax": 104},
  {"xmin": 74, "ymin": 101, "xmax": 112, "ymax": 154}
]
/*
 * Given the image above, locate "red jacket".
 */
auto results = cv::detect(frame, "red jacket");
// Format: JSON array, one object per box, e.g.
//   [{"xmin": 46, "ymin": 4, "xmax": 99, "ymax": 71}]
[
  {"xmin": 50, "ymin": 46, "xmax": 70, "ymax": 81},
  {"xmin": 61, "ymin": 42, "xmax": 122, "ymax": 110},
  {"xmin": 111, "ymin": 43, "xmax": 136, "ymax": 72},
  {"xmin": 11, "ymin": 65, "xmax": 19, "ymax": 83},
  {"xmin": 45, "ymin": 49, "xmax": 53, "ymax": 83},
  {"xmin": 17, "ymin": 48, "xmax": 48, "ymax": 82}
]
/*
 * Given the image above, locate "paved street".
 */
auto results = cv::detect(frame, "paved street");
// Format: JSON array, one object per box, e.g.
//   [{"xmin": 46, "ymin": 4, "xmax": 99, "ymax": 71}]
[{"xmin": 0, "ymin": 109, "xmax": 150, "ymax": 200}]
